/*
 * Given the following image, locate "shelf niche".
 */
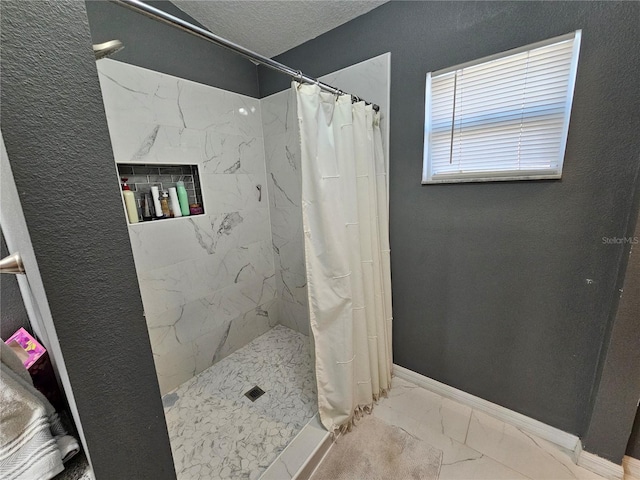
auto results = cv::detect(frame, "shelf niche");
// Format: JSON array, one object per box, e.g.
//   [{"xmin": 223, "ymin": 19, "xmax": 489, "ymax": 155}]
[{"xmin": 116, "ymin": 163, "xmax": 204, "ymax": 224}]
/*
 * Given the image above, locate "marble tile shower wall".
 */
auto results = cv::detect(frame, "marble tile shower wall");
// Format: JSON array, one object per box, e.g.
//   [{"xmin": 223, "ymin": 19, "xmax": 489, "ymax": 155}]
[
  {"xmin": 259, "ymin": 53, "xmax": 391, "ymax": 337},
  {"xmin": 260, "ymin": 88, "xmax": 310, "ymax": 335},
  {"xmin": 97, "ymin": 59, "xmax": 277, "ymax": 394}
]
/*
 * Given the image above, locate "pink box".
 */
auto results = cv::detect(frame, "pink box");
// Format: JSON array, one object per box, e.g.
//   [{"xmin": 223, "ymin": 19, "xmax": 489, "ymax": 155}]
[{"xmin": 5, "ymin": 328, "xmax": 46, "ymax": 369}]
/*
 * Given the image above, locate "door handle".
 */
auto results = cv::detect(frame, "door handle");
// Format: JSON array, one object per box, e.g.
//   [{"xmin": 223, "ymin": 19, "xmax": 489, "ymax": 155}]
[{"xmin": 0, "ymin": 252, "xmax": 25, "ymax": 274}]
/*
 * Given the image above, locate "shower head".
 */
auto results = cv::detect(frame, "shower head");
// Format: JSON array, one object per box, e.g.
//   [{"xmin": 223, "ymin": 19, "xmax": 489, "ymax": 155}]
[{"xmin": 93, "ymin": 40, "xmax": 124, "ymax": 60}]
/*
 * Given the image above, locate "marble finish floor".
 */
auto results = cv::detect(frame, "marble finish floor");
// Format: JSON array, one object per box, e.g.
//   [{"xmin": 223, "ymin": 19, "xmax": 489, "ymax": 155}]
[
  {"xmin": 162, "ymin": 325, "xmax": 316, "ymax": 480},
  {"xmin": 369, "ymin": 377, "xmax": 633, "ymax": 480}
]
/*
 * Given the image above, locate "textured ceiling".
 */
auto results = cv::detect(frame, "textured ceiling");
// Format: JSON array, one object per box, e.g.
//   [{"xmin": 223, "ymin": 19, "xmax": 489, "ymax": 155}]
[{"xmin": 173, "ymin": 1, "xmax": 388, "ymax": 58}]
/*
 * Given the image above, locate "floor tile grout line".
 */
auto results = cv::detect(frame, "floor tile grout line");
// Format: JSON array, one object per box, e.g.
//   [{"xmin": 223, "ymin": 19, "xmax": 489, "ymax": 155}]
[
  {"xmin": 458, "ymin": 432, "xmax": 537, "ymax": 480},
  {"xmin": 388, "ymin": 381, "xmax": 602, "ymax": 480},
  {"xmin": 462, "ymin": 410, "xmax": 608, "ymax": 480},
  {"xmin": 377, "ymin": 398, "xmax": 535, "ymax": 480},
  {"xmin": 463, "ymin": 408, "xmax": 473, "ymax": 445},
  {"xmin": 439, "ymin": 412, "xmax": 537, "ymax": 480},
  {"xmin": 441, "ymin": 441, "xmax": 537, "ymax": 480}
]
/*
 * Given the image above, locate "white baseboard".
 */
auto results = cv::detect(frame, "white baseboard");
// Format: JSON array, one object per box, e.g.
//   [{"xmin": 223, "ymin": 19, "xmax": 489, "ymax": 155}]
[
  {"xmin": 393, "ymin": 364, "xmax": 628, "ymax": 480},
  {"xmin": 393, "ymin": 364, "xmax": 579, "ymax": 451},
  {"xmin": 577, "ymin": 448, "xmax": 624, "ymax": 480},
  {"xmin": 623, "ymin": 455, "xmax": 640, "ymax": 479}
]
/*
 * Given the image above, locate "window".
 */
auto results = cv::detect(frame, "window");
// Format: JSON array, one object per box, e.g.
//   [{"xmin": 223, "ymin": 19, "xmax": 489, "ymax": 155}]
[{"xmin": 423, "ymin": 31, "xmax": 581, "ymax": 184}]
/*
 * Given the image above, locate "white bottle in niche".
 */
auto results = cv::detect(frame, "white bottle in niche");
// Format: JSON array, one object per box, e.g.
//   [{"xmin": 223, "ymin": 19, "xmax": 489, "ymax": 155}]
[
  {"xmin": 169, "ymin": 187, "xmax": 182, "ymax": 218},
  {"xmin": 151, "ymin": 186, "xmax": 163, "ymax": 218},
  {"xmin": 121, "ymin": 178, "xmax": 139, "ymax": 224}
]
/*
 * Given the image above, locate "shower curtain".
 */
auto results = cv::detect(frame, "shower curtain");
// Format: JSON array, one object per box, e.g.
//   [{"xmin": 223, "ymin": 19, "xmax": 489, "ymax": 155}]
[{"xmin": 295, "ymin": 82, "xmax": 393, "ymax": 433}]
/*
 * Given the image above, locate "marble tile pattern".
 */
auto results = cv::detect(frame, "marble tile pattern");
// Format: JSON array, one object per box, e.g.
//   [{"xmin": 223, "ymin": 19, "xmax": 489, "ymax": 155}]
[
  {"xmin": 97, "ymin": 59, "xmax": 276, "ymax": 394},
  {"xmin": 369, "ymin": 376, "xmax": 612, "ymax": 480},
  {"xmin": 260, "ymin": 87, "xmax": 309, "ymax": 335},
  {"xmin": 262, "ymin": 375, "xmax": 618, "ymax": 480},
  {"xmin": 259, "ymin": 53, "xmax": 391, "ymax": 337},
  {"xmin": 163, "ymin": 325, "xmax": 317, "ymax": 480}
]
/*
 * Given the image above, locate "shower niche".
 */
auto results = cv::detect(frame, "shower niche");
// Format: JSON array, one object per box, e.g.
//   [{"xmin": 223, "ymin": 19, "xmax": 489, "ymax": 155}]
[{"xmin": 116, "ymin": 163, "xmax": 204, "ymax": 224}]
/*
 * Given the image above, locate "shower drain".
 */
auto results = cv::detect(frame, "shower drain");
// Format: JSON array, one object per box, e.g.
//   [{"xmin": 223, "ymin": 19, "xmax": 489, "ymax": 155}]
[{"xmin": 244, "ymin": 386, "xmax": 265, "ymax": 402}]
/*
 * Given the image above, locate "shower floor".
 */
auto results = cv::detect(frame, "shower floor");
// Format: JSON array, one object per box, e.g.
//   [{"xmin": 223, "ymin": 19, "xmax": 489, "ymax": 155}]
[{"xmin": 162, "ymin": 325, "xmax": 317, "ymax": 480}]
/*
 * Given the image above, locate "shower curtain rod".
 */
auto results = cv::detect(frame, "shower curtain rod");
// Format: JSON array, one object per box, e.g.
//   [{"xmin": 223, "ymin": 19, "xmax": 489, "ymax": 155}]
[{"xmin": 111, "ymin": 0, "xmax": 380, "ymax": 111}]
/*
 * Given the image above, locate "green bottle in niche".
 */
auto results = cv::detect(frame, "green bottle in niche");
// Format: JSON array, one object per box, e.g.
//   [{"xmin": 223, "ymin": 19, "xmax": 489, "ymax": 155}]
[{"xmin": 176, "ymin": 180, "xmax": 191, "ymax": 216}]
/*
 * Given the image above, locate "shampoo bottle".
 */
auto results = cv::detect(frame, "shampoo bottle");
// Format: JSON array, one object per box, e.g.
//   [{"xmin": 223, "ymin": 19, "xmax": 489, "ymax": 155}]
[
  {"xmin": 176, "ymin": 181, "xmax": 190, "ymax": 216},
  {"xmin": 142, "ymin": 193, "xmax": 154, "ymax": 221},
  {"xmin": 160, "ymin": 190, "xmax": 172, "ymax": 218},
  {"xmin": 151, "ymin": 186, "xmax": 163, "ymax": 219},
  {"xmin": 169, "ymin": 187, "xmax": 182, "ymax": 218},
  {"xmin": 121, "ymin": 178, "xmax": 139, "ymax": 224}
]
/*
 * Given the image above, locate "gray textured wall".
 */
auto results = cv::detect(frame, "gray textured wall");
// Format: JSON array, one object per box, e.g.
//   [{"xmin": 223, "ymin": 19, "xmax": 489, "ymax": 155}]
[
  {"xmin": 583, "ymin": 205, "xmax": 640, "ymax": 462},
  {"xmin": 85, "ymin": 0, "xmax": 259, "ymax": 97},
  {"xmin": 0, "ymin": 232, "xmax": 32, "ymax": 340},
  {"xmin": 1, "ymin": 2, "xmax": 176, "ymax": 478},
  {"xmin": 628, "ymin": 408, "xmax": 640, "ymax": 460},
  {"xmin": 259, "ymin": 0, "xmax": 640, "ymax": 455}
]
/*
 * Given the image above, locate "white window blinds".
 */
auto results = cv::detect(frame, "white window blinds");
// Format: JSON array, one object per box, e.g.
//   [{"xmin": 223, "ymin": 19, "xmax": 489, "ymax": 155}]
[{"xmin": 423, "ymin": 31, "xmax": 581, "ymax": 184}]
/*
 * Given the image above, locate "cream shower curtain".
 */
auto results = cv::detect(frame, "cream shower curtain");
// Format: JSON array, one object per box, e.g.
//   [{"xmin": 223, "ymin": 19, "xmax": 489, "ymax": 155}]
[{"xmin": 295, "ymin": 82, "xmax": 393, "ymax": 433}]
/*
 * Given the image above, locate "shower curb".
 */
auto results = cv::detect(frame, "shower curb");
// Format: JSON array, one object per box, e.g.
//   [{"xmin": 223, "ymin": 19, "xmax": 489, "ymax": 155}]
[{"xmin": 259, "ymin": 414, "xmax": 333, "ymax": 480}]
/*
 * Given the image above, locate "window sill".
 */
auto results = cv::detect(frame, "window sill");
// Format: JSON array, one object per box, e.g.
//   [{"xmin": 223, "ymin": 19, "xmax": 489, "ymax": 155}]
[{"xmin": 422, "ymin": 172, "xmax": 562, "ymax": 184}]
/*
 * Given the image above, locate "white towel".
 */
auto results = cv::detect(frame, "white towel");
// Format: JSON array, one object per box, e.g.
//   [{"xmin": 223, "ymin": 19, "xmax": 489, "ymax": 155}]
[{"xmin": 0, "ymin": 342, "xmax": 79, "ymax": 480}]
